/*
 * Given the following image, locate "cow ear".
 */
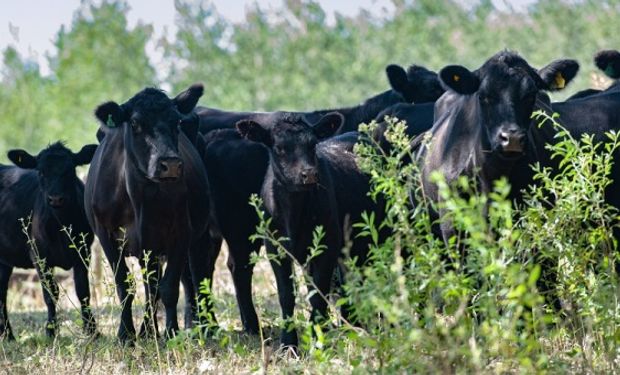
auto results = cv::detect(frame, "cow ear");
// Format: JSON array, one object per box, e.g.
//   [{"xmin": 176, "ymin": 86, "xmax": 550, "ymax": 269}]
[
  {"xmin": 312, "ymin": 112, "xmax": 344, "ymax": 139},
  {"xmin": 173, "ymin": 83, "xmax": 204, "ymax": 114},
  {"xmin": 8, "ymin": 149, "xmax": 37, "ymax": 169},
  {"xmin": 439, "ymin": 65, "xmax": 480, "ymax": 95},
  {"xmin": 595, "ymin": 50, "xmax": 620, "ymax": 79},
  {"xmin": 386, "ymin": 64, "xmax": 409, "ymax": 94},
  {"xmin": 236, "ymin": 120, "xmax": 271, "ymax": 145},
  {"xmin": 95, "ymin": 101, "xmax": 126, "ymax": 128},
  {"xmin": 73, "ymin": 144, "xmax": 98, "ymax": 166},
  {"xmin": 538, "ymin": 59, "xmax": 579, "ymax": 91}
]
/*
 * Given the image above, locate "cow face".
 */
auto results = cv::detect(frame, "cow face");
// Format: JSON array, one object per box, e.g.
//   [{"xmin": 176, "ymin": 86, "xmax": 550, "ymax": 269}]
[
  {"xmin": 236, "ymin": 112, "xmax": 344, "ymax": 191},
  {"xmin": 94, "ymin": 84, "xmax": 203, "ymax": 182},
  {"xmin": 386, "ymin": 64, "xmax": 445, "ymax": 103},
  {"xmin": 8, "ymin": 143, "xmax": 97, "ymax": 209},
  {"xmin": 439, "ymin": 52, "xmax": 578, "ymax": 157}
]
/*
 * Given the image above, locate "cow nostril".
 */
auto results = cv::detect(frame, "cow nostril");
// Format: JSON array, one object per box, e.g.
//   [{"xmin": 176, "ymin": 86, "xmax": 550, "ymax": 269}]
[
  {"xmin": 48, "ymin": 196, "xmax": 64, "ymax": 206},
  {"xmin": 159, "ymin": 161, "xmax": 169, "ymax": 172},
  {"xmin": 499, "ymin": 132, "xmax": 509, "ymax": 144}
]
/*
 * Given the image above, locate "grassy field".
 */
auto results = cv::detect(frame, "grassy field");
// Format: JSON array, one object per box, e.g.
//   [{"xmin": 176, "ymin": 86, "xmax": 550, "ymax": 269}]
[
  {"xmin": 1, "ymin": 243, "xmax": 616, "ymax": 374},
  {"xmin": 0, "ymin": 244, "xmax": 322, "ymax": 374}
]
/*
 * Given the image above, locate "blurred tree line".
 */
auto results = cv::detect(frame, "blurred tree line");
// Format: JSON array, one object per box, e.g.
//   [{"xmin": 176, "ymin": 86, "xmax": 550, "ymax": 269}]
[{"xmin": 1, "ymin": 0, "xmax": 619, "ymax": 157}]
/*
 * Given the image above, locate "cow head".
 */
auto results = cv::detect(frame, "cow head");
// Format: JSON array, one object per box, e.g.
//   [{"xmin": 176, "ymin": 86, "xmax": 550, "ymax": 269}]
[
  {"xmin": 8, "ymin": 142, "xmax": 97, "ymax": 209},
  {"xmin": 236, "ymin": 112, "xmax": 344, "ymax": 191},
  {"xmin": 386, "ymin": 64, "xmax": 445, "ymax": 103},
  {"xmin": 594, "ymin": 49, "xmax": 620, "ymax": 80},
  {"xmin": 438, "ymin": 51, "xmax": 578, "ymax": 157},
  {"xmin": 94, "ymin": 84, "xmax": 203, "ymax": 182}
]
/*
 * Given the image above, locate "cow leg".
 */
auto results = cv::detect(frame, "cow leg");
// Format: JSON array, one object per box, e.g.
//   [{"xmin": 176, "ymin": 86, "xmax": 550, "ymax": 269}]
[
  {"xmin": 0, "ymin": 263, "xmax": 14, "ymax": 340},
  {"xmin": 268, "ymin": 244, "xmax": 298, "ymax": 348},
  {"xmin": 188, "ymin": 233, "xmax": 221, "ymax": 334},
  {"xmin": 138, "ymin": 253, "xmax": 161, "ymax": 338},
  {"xmin": 181, "ymin": 261, "xmax": 195, "ymax": 329},
  {"xmin": 99, "ymin": 233, "xmax": 136, "ymax": 343},
  {"xmin": 308, "ymin": 255, "xmax": 336, "ymax": 329},
  {"xmin": 73, "ymin": 261, "xmax": 97, "ymax": 336},
  {"xmin": 160, "ymin": 249, "xmax": 186, "ymax": 338},
  {"xmin": 227, "ymin": 236, "xmax": 259, "ymax": 334},
  {"xmin": 34, "ymin": 259, "xmax": 59, "ymax": 338}
]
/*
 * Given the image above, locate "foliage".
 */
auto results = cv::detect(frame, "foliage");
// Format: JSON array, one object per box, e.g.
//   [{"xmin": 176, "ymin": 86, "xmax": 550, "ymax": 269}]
[
  {"xmin": 330, "ymin": 115, "xmax": 619, "ymax": 372},
  {"xmin": 0, "ymin": 0, "xmax": 155, "ymax": 158}
]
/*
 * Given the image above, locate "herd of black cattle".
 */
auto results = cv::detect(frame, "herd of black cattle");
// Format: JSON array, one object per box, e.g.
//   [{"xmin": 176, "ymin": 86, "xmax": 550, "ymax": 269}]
[{"xmin": 0, "ymin": 48, "xmax": 619, "ymax": 349}]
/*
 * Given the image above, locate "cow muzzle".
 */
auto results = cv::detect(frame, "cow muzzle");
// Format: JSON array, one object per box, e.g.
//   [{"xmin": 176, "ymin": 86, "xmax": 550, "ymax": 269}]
[
  {"xmin": 497, "ymin": 128, "xmax": 526, "ymax": 154},
  {"xmin": 300, "ymin": 168, "xmax": 319, "ymax": 185},
  {"xmin": 48, "ymin": 195, "xmax": 65, "ymax": 208},
  {"xmin": 156, "ymin": 157, "xmax": 184, "ymax": 181}
]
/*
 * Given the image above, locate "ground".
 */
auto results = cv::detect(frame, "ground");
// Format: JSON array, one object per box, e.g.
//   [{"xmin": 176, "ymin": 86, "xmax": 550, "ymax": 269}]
[{"xmin": 0, "ymin": 243, "xmax": 343, "ymax": 375}]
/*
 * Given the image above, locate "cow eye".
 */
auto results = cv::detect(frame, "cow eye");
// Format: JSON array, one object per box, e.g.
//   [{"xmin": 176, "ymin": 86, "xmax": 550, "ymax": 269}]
[
  {"xmin": 131, "ymin": 119, "xmax": 141, "ymax": 133},
  {"xmin": 274, "ymin": 145, "xmax": 286, "ymax": 155},
  {"xmin": 479, "ymin": 94, "xmax": 496, "ymax": 105}
]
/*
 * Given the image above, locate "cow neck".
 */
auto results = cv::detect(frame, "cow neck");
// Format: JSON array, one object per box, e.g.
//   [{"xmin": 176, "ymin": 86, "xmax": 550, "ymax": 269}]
[
  {"xmin": 305, "ymin": 90, "xmax": 405, "ymax": 133},
  {"xmin": 525, "ymin": 97, "xmax": 556, "ymax": 167}
]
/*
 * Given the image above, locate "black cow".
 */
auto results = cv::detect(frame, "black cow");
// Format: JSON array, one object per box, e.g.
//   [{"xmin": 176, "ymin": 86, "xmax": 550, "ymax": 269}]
[
  {"xmin": 236, "ymin": 112, "xmax": 381, "ymax": 349},
  {"xmin": 567, "ymin": 49, "xmax": 620, "ymax": 100},
  {"xmin": 416, "ymin": 51, "xmax": 578, "ymax": 243},
  {"xmin": 0, "ymin": 142, "xmax": 97, "ymax": 340},
  {"xmin": 85, "ymin": 84, "xmax": 213, "ymax": 343},
  {"xmin": 199, "ymin": 64, "xmax": 444, "ymax": 336}
]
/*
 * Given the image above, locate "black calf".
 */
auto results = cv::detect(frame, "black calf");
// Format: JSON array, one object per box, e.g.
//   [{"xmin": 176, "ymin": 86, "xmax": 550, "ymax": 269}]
[{"xmin": 0, "ymin": 142, "xmax": 97, "ymax": 339}]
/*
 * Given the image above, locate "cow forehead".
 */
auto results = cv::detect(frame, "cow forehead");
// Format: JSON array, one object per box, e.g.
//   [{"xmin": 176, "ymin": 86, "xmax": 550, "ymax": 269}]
[
  {"xmin": 479, "ymin": 64, "xmax": 538, "ymax": 93},
  {"xmin": 478, "ymin": 53, "xmax": 540, "ymax": 89},
  {"xmin": 272, "ymin": 122, "xmax": 316, "ymax": 144},
  {"xmin": 38, "ymin": 149, "xmax": 73, "ymax": 171},
  {"xmin": 124, "ymin": 88, "xmax": 180, "ymax": 120}
]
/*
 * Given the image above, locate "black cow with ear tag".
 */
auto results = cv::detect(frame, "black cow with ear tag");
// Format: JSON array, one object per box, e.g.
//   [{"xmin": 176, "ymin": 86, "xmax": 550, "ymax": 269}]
[
  {"xmin": 0, "ymin": 142, "xmax": 98, "ymax": 340},
  {"xmin": 417, "ymin": 51, "xmax": 578, "ymax": 243},
  {"xmin": 85, "ymin": 84, "xmax": 214, "ymax": 343}
]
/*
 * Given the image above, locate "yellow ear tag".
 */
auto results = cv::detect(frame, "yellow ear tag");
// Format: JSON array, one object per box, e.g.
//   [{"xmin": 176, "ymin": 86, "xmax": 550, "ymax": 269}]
[
  {"xmin": 554, "ymin": 72, "xmax": 565, "ymax": 89},
  {"xmin": 453, "ymin": 74, "xmax": 460, "ymax": 82}
]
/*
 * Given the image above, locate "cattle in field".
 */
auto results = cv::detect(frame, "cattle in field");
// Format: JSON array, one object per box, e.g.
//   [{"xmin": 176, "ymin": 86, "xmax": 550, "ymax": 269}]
[
  {"xmin": 236, "ymin": 112, "xmax": 383, "ymax": 349},
  {"xmin": 85, "ymin": 84, "xmax": 214, "ymax": 343},
  {"xmin": 415, "ymin": 51, "xmax": 579, "ymax": 243},
  {"xmin": 198, "ymin": 64, "xmax": 444, "ymax": 335},
  {"xmin": 567, "ymin": 49, "xmax": 620, "ymax": 100},
  {"xmin": 0, "ymin": 142, "xmax": 97, "ymax": 340},
  {"xmin": 196, "ymin": 64, "xmax": 444, "ymax": 134}
]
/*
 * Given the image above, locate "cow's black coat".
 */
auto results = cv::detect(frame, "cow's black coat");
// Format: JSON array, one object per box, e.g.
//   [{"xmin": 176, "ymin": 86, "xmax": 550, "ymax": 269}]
[
  {"xmin": 0, "ymin": 142, "xmax": 97, "ymax": 340},
  {"xmin": 85, "ymin": 84, "xmax": 213, "ymax": 343}
]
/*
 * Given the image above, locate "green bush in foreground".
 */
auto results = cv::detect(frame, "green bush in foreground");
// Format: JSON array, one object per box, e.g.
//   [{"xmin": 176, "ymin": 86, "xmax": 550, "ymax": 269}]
[{"xmin": 251, "ymin": 114, "xmax": 619, "ymax": 373}]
